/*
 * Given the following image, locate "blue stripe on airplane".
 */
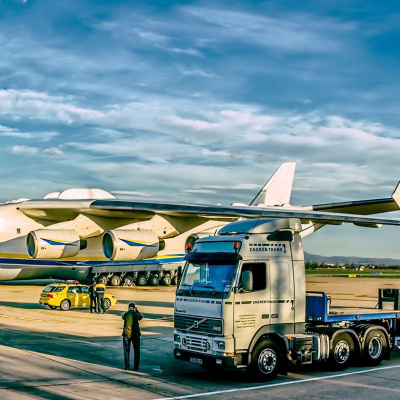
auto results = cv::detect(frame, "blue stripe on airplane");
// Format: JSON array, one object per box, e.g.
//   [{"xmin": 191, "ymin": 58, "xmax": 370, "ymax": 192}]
[
  {"xmin": 0, "ymin": 255, "xmax": 185, "ymax": 267},
  {"xmin": 42, "ymin": 239, "xmax": 77, "ymax": 246},
  {"xmin": 119, "ymin": 238, "xmax": 155, "ymax": 247}
]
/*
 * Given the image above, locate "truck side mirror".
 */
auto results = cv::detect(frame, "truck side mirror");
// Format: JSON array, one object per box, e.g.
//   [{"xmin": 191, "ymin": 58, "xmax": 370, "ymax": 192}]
[
  {"xmin": 242, "ymin": 270, "xmax": 253, "ymax": 292},
  {"xmin": 177, "ymin": 265, "xmax": 183, "ymax": 286}
]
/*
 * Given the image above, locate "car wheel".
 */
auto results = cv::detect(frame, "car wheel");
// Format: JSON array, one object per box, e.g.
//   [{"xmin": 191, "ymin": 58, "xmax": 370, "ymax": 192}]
[
  {"xmin": 104, "ymin": 298, "xmax": 111, "ymax": 310},
  {"xmin": 60, "ymin": 299, "xmax": 71, "ymax": 311}
]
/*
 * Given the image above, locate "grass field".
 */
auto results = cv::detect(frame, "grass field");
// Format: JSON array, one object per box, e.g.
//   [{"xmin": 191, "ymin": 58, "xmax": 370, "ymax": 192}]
[{"xmin": 306, "ymin": 269, "xmax": 400, "ymax": 278}]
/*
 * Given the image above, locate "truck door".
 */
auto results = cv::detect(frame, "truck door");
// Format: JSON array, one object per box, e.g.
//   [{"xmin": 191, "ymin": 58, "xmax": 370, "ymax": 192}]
[
  {"xmin": 269, "ymin": 261, "xmax": 295, "ymax": 331},
  {"xmin": 234, "ymin": 262, "xmax": 270, "ymax": 351}
]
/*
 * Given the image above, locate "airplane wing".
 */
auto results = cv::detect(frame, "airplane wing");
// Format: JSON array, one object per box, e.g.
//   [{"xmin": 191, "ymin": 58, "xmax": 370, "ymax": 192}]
[
  {"xmin": 18, "ymin": 196, "xmax": 400, "ymax": 233},
  {"xmin": 306, "ymin": 197, "xmax": 398, "ymax": 215},
  {"xmin": 89, "ymin": 199, "xmax": 400, "ymax": 228},
  {"xmin": 303, "ymin": 181, "xmax": 400, "ymax": 215}
]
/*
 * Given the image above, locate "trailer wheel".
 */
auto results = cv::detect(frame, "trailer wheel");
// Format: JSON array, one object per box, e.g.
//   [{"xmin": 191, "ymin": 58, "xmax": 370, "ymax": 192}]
[
  {"xmin": 123, "ymin": 275, "xmax": 134, "ymax": 286},
  {"xmin": 97, "ymin": 275, "xmax": 108, "ymax": 285},
  {"xmin": 248, "ymin": 339, "xmax": 281, "ymax": 381},
  {"xmin": 149, "ymin": 274, "xmax": 160, "ymax": 286},
  {"xmin": 161, "ymin": 274, "xmax": 171, "ymax": 286},
  {"xmin": 60, "ymin": 299, "xmax": 71, "ymax": 311},
  {"xmin": 137, "ymin": 274, "xmax": 147, "ymax": 286},
  {"xmin": 363, "ymin": 329, "xmax": 387, "ymax": 366},
  {"xmin": 329, "ymin": 333, "xmax": 354, "ymax": 370},
  {"xmin": 110, "ymin": 274, "xmax": 122, "ymax": 287}
]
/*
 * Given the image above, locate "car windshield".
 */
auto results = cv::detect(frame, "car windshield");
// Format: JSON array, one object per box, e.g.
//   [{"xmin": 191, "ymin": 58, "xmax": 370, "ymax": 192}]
[
  {"xmin": 178, "ymin": 262, "xmax": 236, "ymax": 298},
  {"xmin": 42, "ymin": 285, "xmax": 66, "ymax": 293}
]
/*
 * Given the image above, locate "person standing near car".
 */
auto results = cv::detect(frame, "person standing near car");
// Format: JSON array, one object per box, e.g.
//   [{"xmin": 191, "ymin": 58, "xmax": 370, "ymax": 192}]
[
  {"xmin": 122, "ymin": 302, "xmax": 143, "ymax": 370},
  {"xmin": 88, "ymin": 281, "xmax": 97, "ymax": 313},
  {"xmin": 94, "ymin": 282, "xmax": 106, "ymax": 314}
]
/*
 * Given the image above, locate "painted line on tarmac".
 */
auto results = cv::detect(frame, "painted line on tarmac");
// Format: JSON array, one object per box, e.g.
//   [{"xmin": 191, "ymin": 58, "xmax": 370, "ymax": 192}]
[
  {"xmin": 0, "ymin": 313, "xmax": 75, "ymax": 324},
  {"xmin": 154, "ymin": 364, "xmax": 400, "ymax": 400}
]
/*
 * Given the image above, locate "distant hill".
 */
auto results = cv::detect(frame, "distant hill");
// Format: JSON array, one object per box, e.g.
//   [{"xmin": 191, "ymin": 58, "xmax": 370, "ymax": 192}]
[{"xmin": 304, "ymin": 252, "xmax": 400, "ymax": 266}]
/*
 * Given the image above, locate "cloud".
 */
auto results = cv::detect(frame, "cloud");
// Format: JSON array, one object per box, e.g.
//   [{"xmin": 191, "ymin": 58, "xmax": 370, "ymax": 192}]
[
  {"xmin": 44, "ymin": 147, "xmax": 63, "ymax": 155},
  {"xmin": 179, "ymin": 68, "xmax": 218, "ymax": 78},
  {"xmin": 12, "ymin": 145, "xmax": 38, "ymax": 154}
]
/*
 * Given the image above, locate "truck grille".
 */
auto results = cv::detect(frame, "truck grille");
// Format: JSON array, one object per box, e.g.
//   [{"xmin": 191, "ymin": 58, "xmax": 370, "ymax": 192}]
[
  {"xmin": 175, "ymin": 315, "xmax": 223, "ymax": 336},
  {"xmin": 183, "ymin": 336, "xmax": 212, "ymax": 353}
]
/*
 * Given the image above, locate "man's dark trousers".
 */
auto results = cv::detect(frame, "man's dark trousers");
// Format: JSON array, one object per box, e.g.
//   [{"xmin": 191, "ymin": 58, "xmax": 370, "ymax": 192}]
[
  {"xmin": 90, "ymin": 295, "xmax": 97, "ymax": 313},
  {"xmin": 123, "ymin": 335, "xmax": 140, "ymax": 370}
]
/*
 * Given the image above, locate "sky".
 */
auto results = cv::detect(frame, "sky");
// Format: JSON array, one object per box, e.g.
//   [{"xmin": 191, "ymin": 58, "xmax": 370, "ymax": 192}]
[{"xmin": 0, "ymin": 0, "xmax": 400, "ymax": 258}]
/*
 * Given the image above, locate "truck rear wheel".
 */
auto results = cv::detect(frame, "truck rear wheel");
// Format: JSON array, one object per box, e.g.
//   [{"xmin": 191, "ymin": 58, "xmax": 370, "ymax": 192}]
[
  {"xmin": 329, "ymin": 333, "xmax": 354, "ymax": 370},
  {"xmin": 110, "ymin": 274, "xmax": 121, "ymax": 286},
  {"xmin": 362, "ymin": 329, "xmax": 387, "ymax": 366},
  {"xmin": 248, "ymin": 339, "xmax": 281, "ymax": 381}
]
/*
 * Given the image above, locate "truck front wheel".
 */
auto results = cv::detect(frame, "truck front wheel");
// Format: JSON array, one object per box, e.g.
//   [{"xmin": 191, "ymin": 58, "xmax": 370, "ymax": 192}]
[
  {"xmin": 363, "ymin": 329, "xmax": 387, "ymax": 366},
  {"xmin": 329, "ymin": 333, "xmax": 354, "ymax": 370},
  {"xmin": 248, "ymin": 339, "xmax": 281, "ymax": 381}
]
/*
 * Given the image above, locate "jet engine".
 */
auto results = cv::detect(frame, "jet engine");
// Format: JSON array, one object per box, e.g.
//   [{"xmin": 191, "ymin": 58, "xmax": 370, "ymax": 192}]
[
  {"xmin": 102, "ymin": 229, "xmax": 164, "ymax": 261},
  {"xmin": 27, "ymin": 229, "xmax": 82, "ymax": 259},
  {"xmin": 185, "ymin": 232, "xmax": 214, "ymax": 249}
]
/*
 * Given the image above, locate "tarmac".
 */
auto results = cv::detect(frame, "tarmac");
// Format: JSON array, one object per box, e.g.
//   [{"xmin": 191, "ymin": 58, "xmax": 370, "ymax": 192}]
[{"xmin": 2, "ymin": 277, "xmax": 400, "ymax": 399}]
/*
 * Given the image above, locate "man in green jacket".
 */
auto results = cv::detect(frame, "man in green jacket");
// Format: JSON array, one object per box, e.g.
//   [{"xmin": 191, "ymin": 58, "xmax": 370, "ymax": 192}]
[{"xmin": 122, "ymin": 302, "xmax": 143, "ymax": 370}]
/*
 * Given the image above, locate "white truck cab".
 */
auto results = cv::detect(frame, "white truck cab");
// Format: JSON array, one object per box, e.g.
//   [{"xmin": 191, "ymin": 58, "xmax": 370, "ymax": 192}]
[{"xmin": 174, "ymin": 218, "xmax": 397, "ymax": 380}]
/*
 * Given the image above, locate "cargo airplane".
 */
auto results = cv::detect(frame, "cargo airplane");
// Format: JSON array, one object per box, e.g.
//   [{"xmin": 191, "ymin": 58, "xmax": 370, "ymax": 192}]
[{"xmin": 1, "ymin": 163, "xmax": 400, "ymax": 283}]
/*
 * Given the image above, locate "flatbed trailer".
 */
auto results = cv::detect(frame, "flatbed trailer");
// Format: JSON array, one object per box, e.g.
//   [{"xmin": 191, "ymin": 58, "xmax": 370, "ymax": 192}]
[{"xmin": 306, "ymin": 291, "xmax": 400, "ymax": 322}]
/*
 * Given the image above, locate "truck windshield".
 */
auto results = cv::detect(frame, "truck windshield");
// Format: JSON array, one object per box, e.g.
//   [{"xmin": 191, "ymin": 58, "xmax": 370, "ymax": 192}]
[{"xmin": 178, "ymin": 262, "xmax": 236, "ymax": 298}]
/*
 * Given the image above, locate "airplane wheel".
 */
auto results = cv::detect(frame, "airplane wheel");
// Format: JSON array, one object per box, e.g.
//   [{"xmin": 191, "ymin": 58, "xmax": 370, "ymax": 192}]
[
  {"xmin": 97, "ymin": 275, "xmax": 108, "ymax": 285},
  {"xmin": 137, "ymin": 274, "xmax": 147, "ymax": 286},
  {"xmin": 172, "ymin": 275, "xmax": 178, "ymax": 285},
  {"xmin": 149, "ymin": 274, "xmax": 160, "ymax": 286},
  {"xmin": 60, "ymin": 299, "xmax": 71, "ymax": 311},
  {"xmin": 110, "ymin": 275, "xmax": 121, "ymax": 286},
  {"xmin": 123, "ymin": 275, "xmax": 134, "ymax": 286},
  {"xmin": 161, "ymin": 274, "xmax": 171, "ymax": 286}
]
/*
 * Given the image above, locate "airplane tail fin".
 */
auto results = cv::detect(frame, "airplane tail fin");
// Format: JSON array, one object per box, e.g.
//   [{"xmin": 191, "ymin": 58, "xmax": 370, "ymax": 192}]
[
  {"xmin": 249, "ymin": 163, "xmax": 296, "ymax": 207},
  {"xmin": 392, "ymin": 181, "xmax": 400, "ymax": 209}
]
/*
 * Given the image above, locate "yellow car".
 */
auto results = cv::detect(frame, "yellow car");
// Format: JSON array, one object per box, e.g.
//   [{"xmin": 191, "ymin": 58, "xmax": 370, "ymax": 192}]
[{"xmin": 39, "ymin": 282, "xmax": 117, "ymax": 311}]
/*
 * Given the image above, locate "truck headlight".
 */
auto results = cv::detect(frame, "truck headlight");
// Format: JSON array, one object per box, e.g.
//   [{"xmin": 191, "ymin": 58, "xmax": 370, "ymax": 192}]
[{"xmin": 174, "ymin": 334, "xmax": 181, "ymax": 342}]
